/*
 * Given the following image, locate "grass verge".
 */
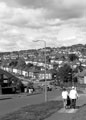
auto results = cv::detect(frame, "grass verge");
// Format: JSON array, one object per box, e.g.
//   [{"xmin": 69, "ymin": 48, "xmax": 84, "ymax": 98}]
[
  {"xmin": 72, "ymin": 104, "xmax": 86, "ymax": 120},
  {"xmin": 0, "ymin": 101, "xmax": 62, "ymax": 120}
]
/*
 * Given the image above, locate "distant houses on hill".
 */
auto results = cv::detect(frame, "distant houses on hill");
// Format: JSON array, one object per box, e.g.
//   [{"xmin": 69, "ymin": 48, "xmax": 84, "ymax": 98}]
[
  {"xmin": 0, "ymin": 66, "xmax": 53, "ymax": 81},
  {"xmin": 0, "ymin": 44, "xmax": 86, "ymax": 84}
]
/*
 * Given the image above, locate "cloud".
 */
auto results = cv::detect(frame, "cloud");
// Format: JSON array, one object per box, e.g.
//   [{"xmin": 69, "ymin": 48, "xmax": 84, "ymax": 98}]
[
  {"xmin": 62, "ymin": 0, "xmax": 85, "ymax": 8},
  {"xmin": 0, "ymin": 2, "xmax": 12, "ymax": 19},
  {"xmin": 13, "ymin": 0, "xmax": 86, "ymax": 20},
  {"xmin": 0, "ymin": 1, "xmax": 86, "ymax": 52},
  {"xmin": 0, "ymin": 0, "xmax": 86, "ymax": 21},
  {"xmin": 0, "ymin": 0, "xmax": 19, "ymax": 7},
  {"xmin": 16, "ymin": 0, "xmax": 86, "ymax": 8},
  {"xmin": 0, "ymin": 3, "xmax": 46, "ymax": 28}
]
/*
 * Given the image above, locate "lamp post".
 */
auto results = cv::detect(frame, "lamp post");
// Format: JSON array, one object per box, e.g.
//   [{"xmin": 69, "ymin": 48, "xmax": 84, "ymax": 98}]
[
  {"xmin": 70, "ymin": 64, "xmax": 73, "ymax": 86},
  {"xmin": 33, "ymin": 40, "xmax": 47, "ymax": 102}
]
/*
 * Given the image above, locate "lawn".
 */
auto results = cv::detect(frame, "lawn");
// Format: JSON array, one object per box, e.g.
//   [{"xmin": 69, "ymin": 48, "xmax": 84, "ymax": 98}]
[
  {"xmin": 0, "ymin": 100, "xmax": 63, "ymax": 120},
  {"xmin": 72, "ymin": 104, "xmax": 86, "ymax": 120}
]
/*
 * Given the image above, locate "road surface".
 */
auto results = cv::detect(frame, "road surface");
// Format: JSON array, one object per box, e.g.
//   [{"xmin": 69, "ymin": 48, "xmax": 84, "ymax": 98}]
[{"xmin": 0, "ymin": 89, "xmax": 61, "ymax": 117}]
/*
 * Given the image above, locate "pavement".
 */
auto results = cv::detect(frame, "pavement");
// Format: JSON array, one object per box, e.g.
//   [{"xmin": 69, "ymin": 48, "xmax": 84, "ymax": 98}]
[
  {"xmin": 0, "ymin": 91, "xmax": 42, "ymax": 100},
  {"xmin": 58, "ymin": 108, "xmax": 78, "ymax": 113},
  {"xmin": 45, "ymin": 93, "xmax": 86, "ymax": 120}
]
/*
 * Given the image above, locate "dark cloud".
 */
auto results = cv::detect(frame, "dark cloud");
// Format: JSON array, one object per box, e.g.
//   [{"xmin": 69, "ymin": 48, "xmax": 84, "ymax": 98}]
[
  {"xmin": 0, "ymin": 0, "xmax": 19, "ymax": 7},
  {"xmin": 16, "ymin": 0, "xmax": 50, "ymax": 8},
  {"xmin": 49, "ymin": 7, "xmax": 83, "ymax": 20},
  {"xmin": 14, "ymin": 0, "xmax": 85, "ymax": 20},
  {"xmin": 0, "ymin": 0, "xmax": 85, "ymax": 20}
]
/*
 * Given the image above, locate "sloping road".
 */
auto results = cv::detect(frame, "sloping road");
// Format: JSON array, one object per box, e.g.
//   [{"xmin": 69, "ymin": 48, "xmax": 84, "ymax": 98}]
[{"xmin": 0, "ymin": 89, "xmax": 61, "ymax": 117}]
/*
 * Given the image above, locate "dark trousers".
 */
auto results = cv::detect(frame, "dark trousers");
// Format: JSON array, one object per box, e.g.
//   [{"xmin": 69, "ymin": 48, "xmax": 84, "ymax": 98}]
[{"xmin": 70, "ymin": 99, "xmax": 76, "ymax": 109}]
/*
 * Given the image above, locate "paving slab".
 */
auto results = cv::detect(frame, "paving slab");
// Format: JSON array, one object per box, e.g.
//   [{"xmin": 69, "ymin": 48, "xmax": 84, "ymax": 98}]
[{"xmin": 58, "ymin": 108, "xmax": 78, "ymax": 113}]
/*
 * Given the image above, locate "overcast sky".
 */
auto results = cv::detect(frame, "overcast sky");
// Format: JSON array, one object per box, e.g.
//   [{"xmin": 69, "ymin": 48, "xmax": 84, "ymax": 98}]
[{"xmin": 0, "ymin": 0, "xmax": 86, "ymax": 52}]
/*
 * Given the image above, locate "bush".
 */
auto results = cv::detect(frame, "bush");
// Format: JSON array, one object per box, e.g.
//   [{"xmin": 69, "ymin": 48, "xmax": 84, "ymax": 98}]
[{"xmin": 27, "ymin": 82, "xmax": 34, "ymax": 89}]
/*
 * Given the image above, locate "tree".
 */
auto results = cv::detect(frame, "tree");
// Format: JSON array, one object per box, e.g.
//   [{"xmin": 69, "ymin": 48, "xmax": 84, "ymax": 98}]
[
  {"xmin": 74, "ymin": 62, "xmax": 83, "ymax": 73},
  {"xmin": 78, "ymin": 62, "xmax": 83, "ymax": 72},
  {"xmin": 16, "ymin": 81, "xmax": 25, "ymax": 93},
  {"xmin": 27, "ymin": 63, "xmax": 33, "ymax": 68},
  {"xmin": 57, "ymin": 64, "xmax": 72, "ymax": 85},
  {"xmin": 68, "ymin": 54, "xmax": 79, "ymax": 85},
  {"xmin": 27, "ymin": 82, "xmax": 34, "ymax": 89},
  {"xmin": 16, "ymin": 58, "xmax": 26, "ymax": 69},
  {"xmin": 9, "ymin": 60, "xmax": 18, "ymax": 67},
  {"xmin": 46, "ymin": 56, "xmax": 51, "ymax": 63},
  {"xmin": 81, "ymin": 48, "xmax": 86, "ymax": 56},
  {"xmin": 53, "ymin": 63, "xmax": 59, "ymax": 70},
  {"xmin": 1, "ymin": 59, "xmax": 9, "ymax": 67},
  {"xmin": 68, "ymin": 54, "xmax": 79, "ymax": 62},
  {"xmin": 51, "ymin": 69, "xmax": 57, "ymax": 80},
  {"xmin": 61, "ymin": 55, "xmax": 66, "ymax": 61}
]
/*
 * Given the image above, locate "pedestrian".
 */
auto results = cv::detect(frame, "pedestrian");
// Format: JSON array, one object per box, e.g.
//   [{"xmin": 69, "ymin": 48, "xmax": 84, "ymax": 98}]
[
  {"xmin": 62, "ymin": 87, "xmax": 68, "ymax": 109},
  {"xmin": 66, "ymin": 94, "xmax": 71, "ymax": 109},
  {"xmin": 69, "ymin": 86, "xmax": 78, "ymax": 109}
]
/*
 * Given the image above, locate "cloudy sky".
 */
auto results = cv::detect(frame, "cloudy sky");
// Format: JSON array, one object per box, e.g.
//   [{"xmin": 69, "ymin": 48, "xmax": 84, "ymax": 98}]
[{"xmin": 0, "ymin": 0, "xmax": 86, "ymax": 52}]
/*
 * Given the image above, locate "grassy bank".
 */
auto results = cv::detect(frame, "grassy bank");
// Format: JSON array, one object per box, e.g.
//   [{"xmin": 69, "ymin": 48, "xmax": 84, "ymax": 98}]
[
  {"xmin": 72, "ymin": 104, "xmax": 86, "ymax": 120},
  {"xmin": 0, "ymin": 101, "xmax": 62, "ymax": 120}
]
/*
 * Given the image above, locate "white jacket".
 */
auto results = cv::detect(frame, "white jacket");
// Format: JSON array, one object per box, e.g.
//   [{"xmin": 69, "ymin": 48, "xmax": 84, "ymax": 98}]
[
  {"xmin": 62, "ymin": 91, "xmax": 68, "ymax": 99},
  {"xmin": 69, "ymin": 89, "xmax": 78, "ymax": 99}
]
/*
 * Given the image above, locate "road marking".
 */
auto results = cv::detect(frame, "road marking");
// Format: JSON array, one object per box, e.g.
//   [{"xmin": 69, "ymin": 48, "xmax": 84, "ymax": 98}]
[{"xmin": 58, "ymin": 108, "xmax": 78, "ymax": 113}]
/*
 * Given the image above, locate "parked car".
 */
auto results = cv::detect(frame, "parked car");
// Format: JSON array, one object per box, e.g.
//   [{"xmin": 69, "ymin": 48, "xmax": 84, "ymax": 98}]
[{"xmin": 47, "ymin": 85, "xmax": 52, "ymax": 91}]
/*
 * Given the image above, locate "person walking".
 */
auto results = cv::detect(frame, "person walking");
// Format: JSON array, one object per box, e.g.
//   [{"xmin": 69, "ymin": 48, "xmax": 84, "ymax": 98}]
[
  {"xmin": 62, "ymin": 88, "xmax": 68, "ymax": 109},
  {"xmin": 69, "ymin": 86, "xmax": 78, "ymax": 109},
  {"xmin": 66, "ymin": 93, "xmax": 71, "ymax": 108}
]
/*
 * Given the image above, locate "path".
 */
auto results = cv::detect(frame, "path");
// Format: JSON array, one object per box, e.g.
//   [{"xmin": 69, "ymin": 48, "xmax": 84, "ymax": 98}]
[
  {"xmin": 45, "ymin": 94, "xmax": 86, "ymax": 120},
  {"xmin": 58, "ymin": 108, "xmax": 78, "ymax": 113}
]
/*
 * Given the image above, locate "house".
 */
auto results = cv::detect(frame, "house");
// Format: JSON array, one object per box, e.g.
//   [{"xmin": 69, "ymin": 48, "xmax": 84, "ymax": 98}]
[
  {"xmin": 0, "ymin": 68, "xmax": 20, "ymax": 94},
  {"xmin": 3, "ymin": 55, "xmax": 10, "ymax": 60},
  {"xmin": 48, "ymin": 64, "xmax": 53, "ymax": 69},
  {"xmin": 50, "ymin": 59, "xmax": 55, "ymax": 63},
  {"xmin": 22, "ymin": 67, "xmax": 36, "ymax": 79},
  {"xmin": 0, "ymin": 66, "xmax": 4, "ymax": 70},
  {"xmin": 69, "ymin": 61, "xmax": 79, "ymax": 69},
  {"xmin": 5, "ymin": 67, "xmax": 9, "ymax": 72},
  {"xmin": 8, "ymin": 67, "xmax": 13, "ymax": 73},
  {"xmin": 10, "ymin": 53, "xmax": 19, "ymax": 60},
  {"xmin": 29, "ymin": 71, "xmax": 34, "ymax": 78},
  {"xmin": 3, "ymin": 67, "xmax": 6, "ymax": 71},
  {"xmin": 17, "ymin": 69, "xmax": 22, "ymax": 75},
  {"xmin": 22, "ymin": 67, "xmax": 29, "ymax": 77},
  {"xmin": 13, "ymin": 68, "xmax": 18, "ymax": 74},
  {"xmin": 25, "ymin": 60, "xmax": 33, "ymax": 64},
  {"xmin": 22, "ymin": 70, "xmax": 28, "ymax": 77},
  {"xmin": 32, "ymin": 61, "xmax": 38, "ymax": 66},
  {"xmin": 38, "ymin": 70, "xmax": 52, "ymax": 80},
  {"xmin": 28, "ymin": 68, "xmax": 39, "ymax": 79},
  {"xmin": 76, "ymin": 70, "xmax": 86, "ymax": 84},
  {"xmin": 37, "ymin": 62, "xmax": 45, "ymax": 67}
]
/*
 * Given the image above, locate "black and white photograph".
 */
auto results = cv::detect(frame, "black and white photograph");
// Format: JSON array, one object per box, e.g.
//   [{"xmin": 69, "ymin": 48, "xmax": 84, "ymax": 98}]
[{"xmin": 0, "ymin": 0, "xmax": 86, "ymax": 120}]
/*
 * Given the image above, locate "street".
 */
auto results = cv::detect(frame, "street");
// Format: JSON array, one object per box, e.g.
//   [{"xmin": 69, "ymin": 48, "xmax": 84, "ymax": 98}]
[{"xmin": 0, "ymin": 89, "xmax": 61, "ymax": 117}]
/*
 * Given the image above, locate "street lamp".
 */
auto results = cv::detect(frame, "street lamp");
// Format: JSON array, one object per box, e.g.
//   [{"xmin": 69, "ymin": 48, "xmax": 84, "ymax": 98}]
[{"xmin": 33, "ymin": 40, "xmax": 47, "ymax": 102}]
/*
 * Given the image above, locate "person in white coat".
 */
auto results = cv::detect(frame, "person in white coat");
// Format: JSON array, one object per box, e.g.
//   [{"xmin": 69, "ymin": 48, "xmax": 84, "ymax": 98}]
[
  {"xmin": 69, "ymin": 86, "xmax": 78, "ymax": 109},
  {"xmin": 62, "ymin": 88, "xmax": 68, "ymax": 109}
]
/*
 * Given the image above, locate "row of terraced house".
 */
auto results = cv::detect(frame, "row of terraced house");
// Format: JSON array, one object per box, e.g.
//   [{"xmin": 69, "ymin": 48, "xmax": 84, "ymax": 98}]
[{"xmin": 0, "ymin": 66, "xmax": 54, "ymax": 81}]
